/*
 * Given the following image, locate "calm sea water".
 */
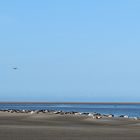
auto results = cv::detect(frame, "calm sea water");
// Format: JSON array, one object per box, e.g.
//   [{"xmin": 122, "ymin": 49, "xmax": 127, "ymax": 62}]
[{"xmin": 0, "ymin": 103, "xmax": 140, "ymax": 117}]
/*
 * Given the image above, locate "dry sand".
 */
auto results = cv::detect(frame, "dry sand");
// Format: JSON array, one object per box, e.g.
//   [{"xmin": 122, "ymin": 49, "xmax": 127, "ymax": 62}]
[{"xmin": 0, "ymin": 112, "xmax": 140, "ymax": 140}]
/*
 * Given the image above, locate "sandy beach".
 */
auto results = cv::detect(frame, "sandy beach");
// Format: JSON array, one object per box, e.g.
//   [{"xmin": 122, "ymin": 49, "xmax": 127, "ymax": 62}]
[{"xmin": 0, "ymin": 112, "xmax": 139, "ymax": 140}]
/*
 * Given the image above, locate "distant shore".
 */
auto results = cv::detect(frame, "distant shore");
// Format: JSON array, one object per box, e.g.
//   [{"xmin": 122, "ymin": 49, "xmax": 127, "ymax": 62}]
[{"xmin": 0, "ymin": 102, "xmax": 140, "ymax": 104}]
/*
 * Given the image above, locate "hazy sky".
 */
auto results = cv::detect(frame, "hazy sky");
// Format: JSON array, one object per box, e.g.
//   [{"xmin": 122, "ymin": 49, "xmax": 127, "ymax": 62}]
[{"xmin": 0, "ymin": 0, "xmax": 140, "ymax": 102}]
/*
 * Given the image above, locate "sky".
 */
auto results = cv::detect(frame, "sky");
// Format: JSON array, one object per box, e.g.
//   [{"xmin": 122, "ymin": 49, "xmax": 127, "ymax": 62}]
[{"xmin": 0, "ymin": 0, "xmax": 140, "ymax": 102}]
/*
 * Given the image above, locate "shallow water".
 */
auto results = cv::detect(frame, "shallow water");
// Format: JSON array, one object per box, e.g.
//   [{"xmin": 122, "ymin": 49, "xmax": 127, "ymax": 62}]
[{"xmin": 0, "ymin": 103, "xmax": 140, "ymax": 117}]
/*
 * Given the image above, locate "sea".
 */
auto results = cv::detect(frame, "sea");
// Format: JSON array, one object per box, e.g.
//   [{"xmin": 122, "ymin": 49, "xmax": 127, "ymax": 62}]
[{"xmin": 0, "ymin": 103, "xmax": 140, "ymax": 117}]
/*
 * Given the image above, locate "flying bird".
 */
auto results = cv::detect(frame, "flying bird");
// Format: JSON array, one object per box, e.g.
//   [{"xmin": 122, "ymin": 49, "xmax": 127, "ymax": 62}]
[{"xmin": 13, "ymin": 67, "xmax": 18, "ymax": 70}]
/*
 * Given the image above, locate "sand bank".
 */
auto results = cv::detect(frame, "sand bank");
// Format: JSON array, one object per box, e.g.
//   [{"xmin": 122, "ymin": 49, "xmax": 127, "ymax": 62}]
[{"xmin": 0, "ymin": 112, "xmax": 140, "ymax": 140}]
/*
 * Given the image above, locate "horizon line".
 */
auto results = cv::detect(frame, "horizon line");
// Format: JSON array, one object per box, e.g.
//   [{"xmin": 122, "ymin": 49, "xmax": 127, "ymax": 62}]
[{"xmin": 0, "ymin": 101, "xmax": 140, "ymax": 104}]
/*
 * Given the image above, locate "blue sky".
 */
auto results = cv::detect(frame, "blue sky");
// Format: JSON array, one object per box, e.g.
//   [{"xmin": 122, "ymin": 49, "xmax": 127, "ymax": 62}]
[{"xmin": 0, "ymin": 0, "xmax": 140, "ymax": 102}]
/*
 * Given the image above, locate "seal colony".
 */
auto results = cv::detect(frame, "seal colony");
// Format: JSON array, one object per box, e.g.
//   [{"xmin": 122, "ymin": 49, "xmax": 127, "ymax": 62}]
[{"xmin": 0, "ymin": 109, "xmax": 139, "ymax": 120}]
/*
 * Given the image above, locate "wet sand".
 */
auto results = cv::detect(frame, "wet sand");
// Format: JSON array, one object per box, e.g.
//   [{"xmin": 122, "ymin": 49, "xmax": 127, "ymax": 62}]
[{"xmin": 0, "ymin": 112, "xmax": 140, "ymax": 140}]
